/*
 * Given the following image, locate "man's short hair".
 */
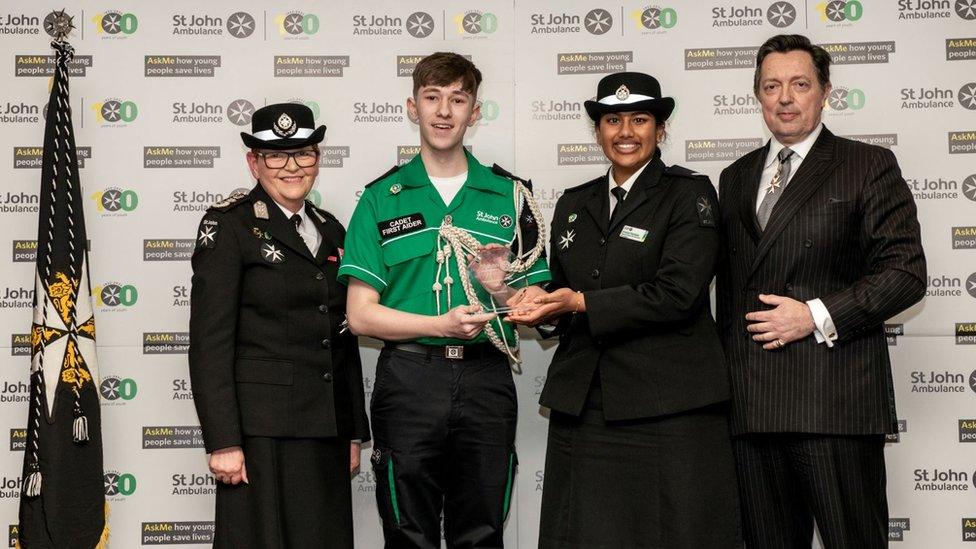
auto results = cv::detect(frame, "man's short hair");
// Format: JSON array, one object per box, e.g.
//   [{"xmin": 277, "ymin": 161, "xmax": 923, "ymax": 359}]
[
  {"xmin": 412, "ymin": 52, "xmax": 482, "ymax": 97},
  {"xmin": 753, "ymin": 34, "xmax": 831, "ymax": 96}
]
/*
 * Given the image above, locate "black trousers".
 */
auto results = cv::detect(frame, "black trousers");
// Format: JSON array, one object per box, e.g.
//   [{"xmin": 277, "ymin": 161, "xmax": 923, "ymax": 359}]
[
  {"xmin": 733, "ymin": 433, "xmax": 888, "ymax": 549},
  {"xmin": 213, "ymin": 436, "xmax": 352, "ymax": 549},
  {"xmin": 370, "ymin": 346, "xmax": 518, "ymax": 549}
]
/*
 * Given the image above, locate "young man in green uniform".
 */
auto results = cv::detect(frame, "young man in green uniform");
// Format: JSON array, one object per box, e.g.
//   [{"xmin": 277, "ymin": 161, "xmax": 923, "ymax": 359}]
[{"xmin": 339, "ymin": 52, "xmax": 550, "ymax": 548}]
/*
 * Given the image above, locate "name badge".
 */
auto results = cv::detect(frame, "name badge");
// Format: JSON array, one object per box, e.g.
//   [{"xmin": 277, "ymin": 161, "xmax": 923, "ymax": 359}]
[
  {"xmin": 377, "ymin": 213, "xmax": 426, "ymax": 240},
  {"xmin": 620, "ymin": 225, "xmax": 648, "ymax": 242}
]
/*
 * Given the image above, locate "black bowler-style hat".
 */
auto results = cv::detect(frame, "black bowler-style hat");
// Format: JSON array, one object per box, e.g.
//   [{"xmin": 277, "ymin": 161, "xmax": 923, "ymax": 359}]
[
  {"xmin": 240, "ymin": 103, "xmax": 326, "ymax": 150},
  {"xmin": 583, "ymin": 72, "xmax": 675, "ymax": 123}
]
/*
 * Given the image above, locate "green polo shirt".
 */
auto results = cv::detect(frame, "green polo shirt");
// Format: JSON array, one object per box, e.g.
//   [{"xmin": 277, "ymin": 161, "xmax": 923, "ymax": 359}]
[{"xmin": 339, "ymin": 151, "xmax": 551, "ymax": 346}]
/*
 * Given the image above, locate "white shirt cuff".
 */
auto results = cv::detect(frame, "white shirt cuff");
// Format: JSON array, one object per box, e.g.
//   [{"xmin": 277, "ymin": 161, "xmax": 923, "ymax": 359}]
[{"xmin": 806, "ymin": 298, "xmax": 837, "ymax": 348}]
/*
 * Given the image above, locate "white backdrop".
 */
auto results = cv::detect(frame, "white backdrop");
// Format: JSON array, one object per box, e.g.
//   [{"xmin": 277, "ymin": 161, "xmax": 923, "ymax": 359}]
[{"xmin": 1, "ymin": 1, "xmax": 975, "ymax": 547}]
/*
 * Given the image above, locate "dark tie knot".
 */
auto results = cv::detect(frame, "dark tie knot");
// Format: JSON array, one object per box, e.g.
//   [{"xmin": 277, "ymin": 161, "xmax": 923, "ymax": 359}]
[
  {"xmin": 611, "ymin": 186, "xmax": 627, "ymax": 202},
  {"xmin": 290, "ymin": 214, "xmax": 302, "ymax": 229},
  {"xmin": 777, "ymin": 147, "xmax": 795, "ymax": 164}
]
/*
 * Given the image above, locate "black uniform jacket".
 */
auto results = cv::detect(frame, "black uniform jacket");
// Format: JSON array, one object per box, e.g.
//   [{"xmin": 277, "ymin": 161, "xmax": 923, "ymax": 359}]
[
  {"xmin": 539, "ymin": 158, "xmax": 731, "ymax": 421},
  {"xmin": 188, "ymin": 184, "xmax": 370, "ymax": 453},
  {"xmin": 716, "ymin": 127, "xmax": 926, "ymax": 436}
]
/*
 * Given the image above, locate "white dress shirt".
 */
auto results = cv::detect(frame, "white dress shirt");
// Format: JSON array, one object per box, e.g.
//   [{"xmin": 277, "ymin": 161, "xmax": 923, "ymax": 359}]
[
  {"xmin": 275, "ymin": 200, "xmax": 321, "ymax": 256},
  {"xmin": 608, "ymin": 159, "xmax": 651, "ymax": 219},
  {"xmin": 756, "ymin": 123, "xmax": 837, "ymax": 347}
]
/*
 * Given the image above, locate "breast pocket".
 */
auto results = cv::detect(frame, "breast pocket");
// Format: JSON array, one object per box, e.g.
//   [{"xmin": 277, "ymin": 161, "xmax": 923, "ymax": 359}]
[
  {"xmin": 381, "ymin": 231, "xmax": 437, "ymax": 301},
  {"xmin": 382, "ymin": 231, "xmax": 436, "ymax": 267},
  {"xmin": 807, "ymin": 198, "xmax": 855, "ymax": 219}
]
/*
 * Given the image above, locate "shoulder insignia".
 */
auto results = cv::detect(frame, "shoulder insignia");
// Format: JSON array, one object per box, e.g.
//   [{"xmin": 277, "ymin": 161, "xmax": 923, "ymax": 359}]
[
  {"xmin": 194, "ymin": 216, "xmax": 220, "ymax": 252},
  {"xmin": 696, "ymin": 194, "xmax": 716, "ymax": 228},
  {"xmin": 564, "ymin": 175, "xmax": 604, "ymax": 194},
  {"xmin": 491, "ymin": 164, "xmax": 530, "ymax": 185},
  {"xmin": 309, "ymin": 203, "xmax": 338, "ymax": 225},
  {"xmin": 253, "ymin": 200, "xmax": 270, "ymax": 220},
  {"xmin": 208, "ymin": 191, "xmax": 248, "ymax": 212},
  {"xmin": 665, "ymin": 165, "xmax": 707, "ymax": 179},
  {"xmin": 364, "ymin": 165, "xmax": 400, "ymax": 189}
]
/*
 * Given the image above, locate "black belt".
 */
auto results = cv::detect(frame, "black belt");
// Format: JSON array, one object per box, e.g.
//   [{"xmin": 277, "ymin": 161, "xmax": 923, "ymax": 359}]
[{"xmin": 385, "ymin": 342, "xmax": 500, "ymax": 360}]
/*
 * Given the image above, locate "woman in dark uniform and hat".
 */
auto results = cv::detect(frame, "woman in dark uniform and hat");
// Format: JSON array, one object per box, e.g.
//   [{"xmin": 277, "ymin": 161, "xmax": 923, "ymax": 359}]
[
  {"xmin": 508, "ymin": 73, "xmax": 740, "ymax": 548},
  {"xmin": 188, "ymin": 103, "xmax": 369, "ymax": 548}
]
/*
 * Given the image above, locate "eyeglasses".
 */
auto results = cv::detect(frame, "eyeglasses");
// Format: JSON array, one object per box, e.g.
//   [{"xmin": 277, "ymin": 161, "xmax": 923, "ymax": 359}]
[{"xmin": 254, "ymin": 149, "xmax": 319, "ymax": 169}]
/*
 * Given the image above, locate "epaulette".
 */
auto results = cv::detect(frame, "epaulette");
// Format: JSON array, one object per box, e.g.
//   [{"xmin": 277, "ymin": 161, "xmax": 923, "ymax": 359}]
[
  {"xmin": 665, "ymin": 165, "xmax": 707, "ymax": 179},
  {"xmin": 207, "ymin": 190, "xmax": 249, "ymax": 212},
  {"xmin": 563, "ymin": 175, "xmax": 604, "ymax": 194},
  {"xmin": 309, "ymin": 203, "xmax": 338, "ymax": 225},
  {"xmin": 364, "ymin": 165, "xmax": 400, "ymax": 188}
]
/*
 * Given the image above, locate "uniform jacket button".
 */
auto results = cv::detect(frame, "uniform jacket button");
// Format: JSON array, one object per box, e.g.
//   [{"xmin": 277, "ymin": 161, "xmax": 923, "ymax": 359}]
[
  {"xmin": 785, "ymin": 283, "xmax": 793, "ymax": 292},
  {"xmin": 318, "ymin": 304, "xmax": 329, "ymax": 313},
  {"xmin": 322, "ymin": 372, "xmax": 333, "ymax": 382},
  {"xmin": 599, "ymin": 238, "xmax": 606, "ymax": 246},
  {"xmin": 590, "ymin": 269, "xmax": 600, "ymax": 278},
  {"xmin": 315, "ymin": 272, "xmax": 325, "ymax": 281},
  {"xmin": 321, "ymin": 338, "xmax": 331, "ymax": 349},
  {"xmin": 804, "ymin": 239, "xmax": 813, "ymax": 248}
]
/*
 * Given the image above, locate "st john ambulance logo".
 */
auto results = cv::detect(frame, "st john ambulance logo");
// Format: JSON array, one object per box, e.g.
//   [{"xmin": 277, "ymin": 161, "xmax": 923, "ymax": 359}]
[
  {"xmin": 197, "ymin": 219, "xmax": 217, "ymax": 249},
  {"xmin": 584, "ymin": 9, "xmax": 613, "ymax": 34},
  {"xmin": 957, "ymin": 0, "xmax": 976, "ymax": 20},
  {"xmin": 100, "ymin": 11, "xmax": 122, "ymax": 34},
  {"xmin": 226, "ymin": 12, "xmax": 255, "ymax": 38},
  {"xmin": 639, "ymin": 7, "xmax": 678, "ymax": 30},
  {"xmin": 559, "ymin": 229, "xmax": 576, "ymax": 250},
  {"xmin": 462, "ymin": 12, "xmax": 483, "ymax": 33},
  {"xmin": 959, "ymin": 83, "xmax": 976, "ymax": 111},
  {"xmin": 963, "ymin": 175, "xmax": 976, "ymax": 202},
  {"xmin": 226, "ymin": 99, "xmax": 254, "ymax": 126},
  {"xmin": 767, "ymin": 1, "xmax": 796, "ymax": 27},
  {"xmin": 406, "ymin": 12, "xmax": 435, "ymax": 38},
  {"xmin": 261, "ymin": 242, "xmax": 284, "ymax": 263}
]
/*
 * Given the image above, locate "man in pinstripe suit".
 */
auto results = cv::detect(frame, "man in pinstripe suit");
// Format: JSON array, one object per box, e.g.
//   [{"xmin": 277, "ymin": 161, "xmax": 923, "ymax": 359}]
[{"xmin": 717, "ymin": 34, "xmax": 926, "ymax": 548}]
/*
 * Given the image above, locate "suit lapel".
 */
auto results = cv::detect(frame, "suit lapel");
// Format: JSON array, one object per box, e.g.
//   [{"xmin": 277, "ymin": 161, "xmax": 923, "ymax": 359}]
[
  {"xmin": 608, "ymin": 158, "xmax": 665, "ymax": 235},
  {"xmin": 738, "ymin": 144, "xmax": 767, "ymax": 245},
  {"xmin": 748, "ymin": 128, "xmax": 843, "ymax": 278},
  {"xmin": 582, "ymin": 174, "xmax": 610, "ymax": 236}
]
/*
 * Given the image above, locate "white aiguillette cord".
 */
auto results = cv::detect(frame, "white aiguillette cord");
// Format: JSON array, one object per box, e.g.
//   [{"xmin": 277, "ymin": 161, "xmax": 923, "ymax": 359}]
[{"xmin": 431, "ymin": 179, "xmax": 547, "ymax": 367}]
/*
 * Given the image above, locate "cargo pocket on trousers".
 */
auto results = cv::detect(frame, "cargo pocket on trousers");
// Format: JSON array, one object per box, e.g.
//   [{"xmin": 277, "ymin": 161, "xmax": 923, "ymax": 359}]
[
  {"xmin": 371, "ymin": 448, "xmax": 403, "ymax": 528},
  {"xmin": 502, "ymin": 448, "xmax": 518, "ymax": 521}
]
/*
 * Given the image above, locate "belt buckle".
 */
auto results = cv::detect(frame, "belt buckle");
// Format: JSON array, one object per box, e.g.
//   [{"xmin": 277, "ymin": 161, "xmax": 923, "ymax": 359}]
[{"xmin": 445, "ymin": 345, "xmax": 464, "ymax": 360}]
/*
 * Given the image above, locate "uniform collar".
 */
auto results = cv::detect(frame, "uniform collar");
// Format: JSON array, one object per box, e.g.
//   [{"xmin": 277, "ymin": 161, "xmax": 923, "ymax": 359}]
[
  {"xmin": 608, "ymin": 158, "xmax": 651, "ymax": 195},
  {"xmin": 271, "ymin": 198, "xmax": 311, "ymax": 225},
  {"xmin": 400, "ymin": 149, "xmax": 506, "ymax": 195}
]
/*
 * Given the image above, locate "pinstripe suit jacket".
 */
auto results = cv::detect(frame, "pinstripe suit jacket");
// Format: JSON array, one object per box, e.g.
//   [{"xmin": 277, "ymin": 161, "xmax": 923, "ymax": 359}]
[{"xmin": 716, "ymin": 127, "xmax": 926, "ymax": 436}]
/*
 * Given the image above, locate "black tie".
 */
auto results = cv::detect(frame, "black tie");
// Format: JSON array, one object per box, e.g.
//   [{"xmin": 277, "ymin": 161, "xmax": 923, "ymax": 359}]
[
  {"xmin": 291, "ymin": 214, "xmax": 312, "ymax": 253},
  {"xmin": 609, "ymin": 186, "xmax": 627, "ymax": 223}
]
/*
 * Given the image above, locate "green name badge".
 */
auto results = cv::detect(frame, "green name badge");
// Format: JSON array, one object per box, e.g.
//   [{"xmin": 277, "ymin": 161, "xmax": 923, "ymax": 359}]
[{"xmin": 620, "ymin": 225, "xmax": 648, "ymax": 242}]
